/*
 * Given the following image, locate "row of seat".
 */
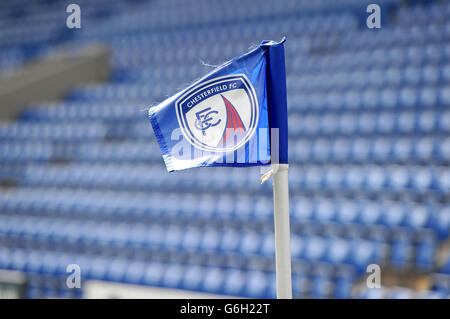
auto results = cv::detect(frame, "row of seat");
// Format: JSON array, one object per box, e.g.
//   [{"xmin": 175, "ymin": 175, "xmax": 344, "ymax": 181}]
[
  {"xmin": 0, "ymin": 246, "xmax": 358, "ymax": 298},
  {"xmin": 0, "ymin": 142, "xmax": 53, "ymax": 162},
  {"xmin": 111, "ymin": 41, "xmax": 255, "ymax": 69},
  {"xmin": 65, "ymin": 83, "xmax": 450, "ymax": 113},
  {"xmin": 76, "ymin": 141, "xmax": 160, "ymax": 162},
  {"xmin": 67, "ymin": 84, "xmax": 179, "ymax": 102},
  {"xmin": 292, "ymin": 198, "xmax": 446, "ymax": 233},
  {"xmin": 21, "ymin": 103, "xmax": 147, "ymax": 122},
  {"xmin": 4, "ymin": 202, "xmax": 434, "ymax": 259},
  {"xmin": 0, "ymin": 212, "xmax": 435, "ymax": 273},
  {"xmin": 1, "ymin": 135, "xmax": 443, "ymax": 164},
  {"xmin": 0, "ymin": 135, "xmax": 444, "ymax": 165},
  {"xmin": 104, "ymin": 19, "xmax": 450, "ymax": 61},
  {"xmin": 113, "ymin": 64, "xmax": 211, "ymax": 84},
  {"xmin": 80, "ymin": 3, "xmax": 447, "ymax": 57},
  {"xmin": 290, "ymin": 164, "xmax": 450, "ymax": 194},
  {"xmin": 74, "ymin": 136, "xmax": 450, "ymax": 164},
  {"xmin": 0, "ymin": 123, "xmax": 106, "ymax": 141},
  {"xmin": 294, "ymin": 44, "xmax": 450, "ymax": 73},
  {"xmin": 290, "ymin": 65, "xmax": 450, "ymax": 91},
  {"xmin": 16, "ymin": 162, "xmax": 450, "ymax": 194},
  {"xmin": 17, "ymin": 163, "xmax": 263, "ymax": 192},
  {"xmin": 289, "ymin": 110, "xmax": 450, "ymax": 136},
  {"xmin": 0, "ymin": 1, "xmax": 440, "ymax": 74},
  {"xmin": 19, "ymin": 109, "xmax": 450, "ymax": 142},
  {"xmin": 120, "ymin": 62, "xmax": 450, "ymax": 91},
  {"xmin": 0, "ymin": 230, "xmax": 316, "ymax": 273},
  {"xmin": 0, "ymin": 185, "xmax": 448, "ymax": 236},
  {"xmin": 395, "ymin": 1, "xmax": 450, "ymax": 26},
  {"xmin": 79, "ymin": 6, "xmax": 358, "ymax": 42},
  {"xmin": 92, "ymin": 19, "xmax": 450, "ymax": 72},
  {"xmin": 109, "ymin": 40, "xmax": 450, "ymax": 73},
  {"xmin": 22, "ymin": 92, "xmax": 450, "ymax": 126},
  {"xmin": 292, "ymin": 136, "xmax": 450, "ymax": 164},
  {"xmin": 336, "ymin": 22, "xmax": 450, "ymax": 52},
  {"xmin": 288, "ymin": 86, "xmax": 450, "ymax": 111},
  {"xmin": 0, "ymin": 22, "xmax": 64, "ymax": 47},
  {"xmin": 356, "ymin": 286, "xmax": 449, "ymax": 299},
  {"xmin": 26, "ymin": 283, "xmax": 83, "ymax": 299}
]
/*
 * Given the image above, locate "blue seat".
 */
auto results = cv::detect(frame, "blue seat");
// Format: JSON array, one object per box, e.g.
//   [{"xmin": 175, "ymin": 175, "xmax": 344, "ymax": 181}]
[
  {"xmin": 334, "ymin": 267, "xmax": 354, "ymax": 299},
  {"xmin": 415, "ymin": 231, "xmax": 436, "ymax": 269},
  {"xmin": 162, "ymin": 264, "xmax": 185, "ymax": 289},
  {"xmin": 106, "ymin": 258, "xmax": 128, "ymax": 282},
  {"xmin": 390, "ymin": 231, "xmax": 412, "ymax": 268},
  {"xmin": 310, "ymin": 265, "xmax": 333, "ymax": 298},
  {"xmin": 350, "ymin": 240, "xmax": 381, "ymax": 272},
  {"xmin": 406, "ymin": 205, "xmax": 431, "ymax": 229},
  {"xmin": 142, "ymin": 262, "xmax": 165, "ymax": 286},
  {"xmin": 371, "ymin": 138, "xmax": 392, "ymax": 162},
  {"xmin": 260, "ymin": 232, "xmax": 275, "ymax": 257},
  {"xmin": 290, "ymin": 235, "xmax": 305, "ymax": 259},
  {"xmin": 200, "ymin": 228, "xmax": 221, "ymax": 251},
  {"xmin": 314, "ymin": 200, "xmax": 335, "ymax": 222},
  {"xmin": 359, "ymin": 202, "xmax": 382, "ymax": 225},
  {"xmin": 336, "ymin": 200, "xmax": 359, "ymax": 224},
  {"xmin": 182, "ymin": 227, "xmax": 202, "ymax": 250},
  {"xmin": 386, "ymin": 165, "xmax": 410, "ymax": 190},
  {"xmin": 303, "ymin": 236, "xmax": 327, "ymax": 262},
  {"xmin": 163, "ymin": 226, "xmax": 184, "ymax": 249},
  {"xmin": 244, "ymin": 270, "xmax": 269, "ymax": 298},
  {"xmin": 436, "ymin": 168, "xmax": 450, "ymax": 193},
  {"xmin": 434, "ymin": 207, "xmax": 450, "ymax": 239},
  {"xmin": 240, "ymin": 231, "xmax": 261, "ymax": 255},
  {"xmin": 219, "ymin": 229, "xmax": 241, "ymax": 253},
  {"xmin": 200, "ymin": 267, "xmax": 224, "ymax": 294},
  {"xmin": 86, "ymin": 257, "xmax": 110, "ymax": 281},
  {"xmin": 223, "ymin": 269, "xmax": 246, "ymax": 296},
  {"xmin": 397, "ymin": 111, "xmax": 416, "ymax": 134},
  {"xmin": 293, "ymin": 198, "xmax": 314, "ymax": 221},
  {"xmin": 182, "ymin": 265, "xmax": 204, "ymax": 291},
  {"xmin": 326, "ymin": 238, "xmax": 351, "ymax": 264},
  {"xmin": 381, "ymin": 202, "xmax": 406, "ymax": 227}
]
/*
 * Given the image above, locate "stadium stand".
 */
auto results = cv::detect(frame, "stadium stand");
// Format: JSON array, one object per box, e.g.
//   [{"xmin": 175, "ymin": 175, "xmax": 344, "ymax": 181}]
[{"xmin": 0, "ymin": 0, "xmax": 449, "ymax": 299}]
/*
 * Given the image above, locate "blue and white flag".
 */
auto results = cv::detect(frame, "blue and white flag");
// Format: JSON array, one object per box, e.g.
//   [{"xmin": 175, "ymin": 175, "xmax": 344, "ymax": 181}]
[{"xmin": 148, "ymin": 38, "xmax": 288, "ymax": 172}]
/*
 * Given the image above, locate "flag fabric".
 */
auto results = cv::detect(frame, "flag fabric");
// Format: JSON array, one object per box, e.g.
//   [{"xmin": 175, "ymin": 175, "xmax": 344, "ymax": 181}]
[{"xmin": 148, "ymin": 38, "xmax": 288, "ymax": 172}]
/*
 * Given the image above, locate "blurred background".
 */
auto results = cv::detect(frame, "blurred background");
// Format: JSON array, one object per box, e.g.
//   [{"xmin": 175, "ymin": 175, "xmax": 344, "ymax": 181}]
[{"xmin": 0, "ymin": 0, "xmax": 449, "ymax": 299}]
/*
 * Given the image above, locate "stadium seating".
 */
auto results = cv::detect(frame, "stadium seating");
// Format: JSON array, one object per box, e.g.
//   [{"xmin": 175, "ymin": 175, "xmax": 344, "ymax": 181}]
[{"xmin": 0, "ymin": 0, "xmax": 449, "ymax": 299}]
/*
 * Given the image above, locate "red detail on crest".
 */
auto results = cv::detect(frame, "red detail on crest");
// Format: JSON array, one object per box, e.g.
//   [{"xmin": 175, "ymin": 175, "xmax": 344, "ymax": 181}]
[{"xmin": 221, "ymin": 94, "xmax": 246, "ymax": 144}]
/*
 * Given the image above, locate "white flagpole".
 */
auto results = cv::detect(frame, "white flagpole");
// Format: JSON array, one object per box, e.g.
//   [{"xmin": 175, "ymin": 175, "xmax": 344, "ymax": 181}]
[
  {"xmin": 272, "ymin": 164, "xmax": 292, "ymax": 299},
  {"xmin": 260, "ymin": 38, "xmax": 291, "ymax": 299}
]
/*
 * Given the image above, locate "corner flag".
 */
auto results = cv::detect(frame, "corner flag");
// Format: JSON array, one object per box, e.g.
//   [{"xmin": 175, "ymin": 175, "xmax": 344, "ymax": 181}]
[
  {"xmin": 148, "ymin": 38, "xmax": 288, "ymax": 172},
  {"xmin": 148, "ymin": 38, "xmax": 292, "ymax": 299}
]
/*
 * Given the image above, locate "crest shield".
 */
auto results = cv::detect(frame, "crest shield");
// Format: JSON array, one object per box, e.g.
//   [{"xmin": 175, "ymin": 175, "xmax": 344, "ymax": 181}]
[{"xmin": 175, "ymin": 74, "xmax": 259, "ymax": 152}]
